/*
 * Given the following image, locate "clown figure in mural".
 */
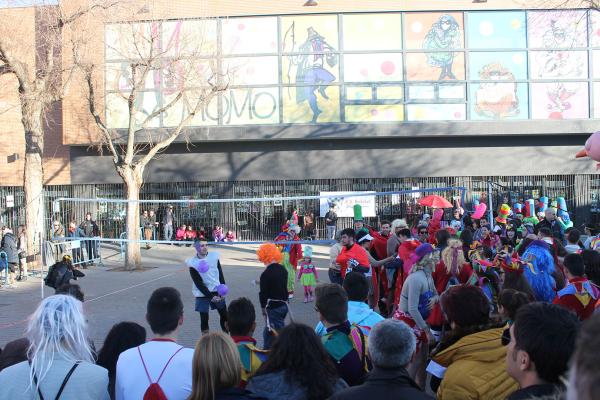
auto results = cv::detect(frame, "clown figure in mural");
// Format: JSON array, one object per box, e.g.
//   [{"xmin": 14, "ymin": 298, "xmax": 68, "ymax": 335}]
[
  {"xmin": 423, "ymin": 14, "xmax": 461, "ymax": 80},
  {"xmin": 474, "ymin": 63, "xmax": 519, "ymax": 119},
  {"xmin": 286, "ymin": 25, "xmax": 338, "ymax": 122}
]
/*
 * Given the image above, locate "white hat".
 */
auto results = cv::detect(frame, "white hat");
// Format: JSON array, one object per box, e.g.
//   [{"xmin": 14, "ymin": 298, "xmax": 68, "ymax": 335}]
[{"xmin": 357, "ymin": 233, "xmax": 374, "ymax": 243}]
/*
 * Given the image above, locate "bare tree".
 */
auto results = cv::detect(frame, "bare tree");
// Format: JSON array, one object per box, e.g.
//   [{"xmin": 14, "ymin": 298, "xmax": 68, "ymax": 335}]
[
  {"xmin": 82, "ymin": 19, "xmax": 227, "ymax": 270},
  {"xmin": 0, "ymin": 0, "xmax": 120, "ymax": 262}
]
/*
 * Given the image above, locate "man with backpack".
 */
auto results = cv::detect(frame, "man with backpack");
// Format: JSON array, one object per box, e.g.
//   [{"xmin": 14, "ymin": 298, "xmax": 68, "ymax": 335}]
[
  {"xmin": 115, "ymin": 287, "xmax": 194, "ymax": 400},
  {"xmin": 316, "ymin": 283, "xmax": 372, "ymax": 387}
]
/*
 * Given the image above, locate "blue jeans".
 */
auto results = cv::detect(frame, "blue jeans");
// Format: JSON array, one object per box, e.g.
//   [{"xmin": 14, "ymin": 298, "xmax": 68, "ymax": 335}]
[
  {"xmin": 328, "ymin": 268, "xmax": 343, "ymax": 285},
  {"xmin": 164, "ymin": 224, "xmax": 173, "ymax": 241},
  {"xmin": 326, "ymin": 226, "xmax": 336, "ymax": 240},
  {"xmin": 263, "ymin": 304, "xmax": 288, "ymax": 350}
]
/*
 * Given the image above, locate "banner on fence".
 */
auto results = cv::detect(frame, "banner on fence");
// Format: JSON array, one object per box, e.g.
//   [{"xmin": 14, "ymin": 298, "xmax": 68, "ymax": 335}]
[{"xmin": 319, "ymin": 191, "xmax": 376, "ymax": 218}]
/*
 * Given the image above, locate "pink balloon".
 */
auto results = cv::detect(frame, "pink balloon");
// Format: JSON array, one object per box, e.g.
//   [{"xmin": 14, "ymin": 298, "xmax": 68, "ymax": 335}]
[{"xmin": 472, "ymin": 203, "xmax": 487, "ymax": 220}]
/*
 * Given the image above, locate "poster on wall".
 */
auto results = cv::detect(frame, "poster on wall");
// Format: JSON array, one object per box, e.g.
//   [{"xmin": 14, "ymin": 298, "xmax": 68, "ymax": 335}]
[{"xmin": 319, "ymin": 191, "xmax": 376, "ymax": 217}]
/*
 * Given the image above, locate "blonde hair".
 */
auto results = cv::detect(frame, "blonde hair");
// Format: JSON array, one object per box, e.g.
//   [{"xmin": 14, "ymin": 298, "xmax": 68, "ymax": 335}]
[
  {"xmin": 442, "ymin": 239, "xmax": 465, "ymax": 275},
  {"xmin": 189, "ymin": 332, "xmax": 242, "ymax": 400},
  {"xmin": 391, "ymin": 219, "xmax": 408, "ymax": 231}
]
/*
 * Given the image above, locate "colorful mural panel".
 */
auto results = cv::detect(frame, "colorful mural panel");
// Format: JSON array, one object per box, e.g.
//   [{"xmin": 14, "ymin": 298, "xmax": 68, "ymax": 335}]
[
  {"xmin": 527, "ymin": 10, "xmax": 587, "ymax": 48},
  {"xmin": 469, "ymin": 52, "xmax": 527, "ymax": 81},
  {"xmin": 222, "ymin": 17, "xmax": 278, "ymax": 54},
  {"xmin": 223, "ymin": 57, "xmax": 279, "ymax": 86},
  {"xmin": 342, "ymin": 14, "xmax": 402, "ymax": 51},
  {"xmin": 470, "ymin": 83, "xmax": 528, "ymax": 120},
  {"xmin": 162, "ymin": 20, "xmax": 217, "ymax": 56},
  {"xmin": 345, "ymin": 105, "xmax": 404, "ymax": 122},
  {"xmin": 531, "ymin": 82, "xmax": 589, "ymax": 119},
  {"xmin": 283, "ymin": 86, "xmax": 340, "ymax": 123},
  {"xmin": 162, "ymin": 91, "xmax": 219, "ymax": 127},
  {"xmin": 467, "ymin": 11, "xmax": 526, "ymax": 49},
  {"xmin": 223, "ymin": 87, "xmax": 280, "ymax": 125},
  {"xmin": 406, "ymin": 104, "xmax": 466, "ymax": 121},
  {"xmin": 529, "ymin": 50, "xmax": 587, "ymax": 79},
  {"xmin": 343, "ymin": 53, "xmax": 403, "ymax": 82}
]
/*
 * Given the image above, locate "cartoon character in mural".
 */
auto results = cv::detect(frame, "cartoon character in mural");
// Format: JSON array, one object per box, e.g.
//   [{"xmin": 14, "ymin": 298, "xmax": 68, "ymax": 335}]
[
  {"xmin": 474, "ymin": 62, "xmax": 519, "ymax": 119},
  {"xmin": 283, "ymin": 24, "xmax": 338, "ymax": 122},
  {"xmin": 545, "ymin": 82, "xmax": 577, "ymax": 120},
  {"xmin": 537, "ymin": 20, "xmax": 583, "ymax": 79},
  {"xmin": 422, "ymin": 14, "xmax": 461, "ymax": 80}
]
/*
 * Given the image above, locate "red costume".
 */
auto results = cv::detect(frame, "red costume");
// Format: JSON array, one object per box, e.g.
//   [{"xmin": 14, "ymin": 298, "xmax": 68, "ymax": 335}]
[
  {"xmin": 336, "ymin": 243, "xmax": 370, "ymax": 278},
  {"xmin": 427, "ymin": 261, "xmax": 474, "ymax": 327},
  {"xmin": 392, "ymin": 240, "xmax": 421, "ymax": 309},
  {"xmin": 553, "ymin": 277, "xmax": 599, "ymax": 320}
]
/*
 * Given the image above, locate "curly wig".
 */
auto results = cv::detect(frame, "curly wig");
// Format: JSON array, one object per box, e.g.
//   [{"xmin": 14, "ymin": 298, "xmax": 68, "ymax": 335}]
[{"xmin": 257, "ymin": 243, "xmax": 283, "ymax": 265}]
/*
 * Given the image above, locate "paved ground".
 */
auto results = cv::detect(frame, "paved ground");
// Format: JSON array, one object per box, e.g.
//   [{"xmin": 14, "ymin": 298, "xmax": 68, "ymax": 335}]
[{"xmin": 0, "ymin": 243, "xmax": 328, "ymax": 350}]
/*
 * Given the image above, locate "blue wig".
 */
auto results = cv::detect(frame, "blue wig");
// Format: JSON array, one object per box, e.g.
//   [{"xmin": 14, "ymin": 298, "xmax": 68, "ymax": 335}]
[{"xmin": 522, "ymin": 241, "xmax": 556, "ymax": 302}]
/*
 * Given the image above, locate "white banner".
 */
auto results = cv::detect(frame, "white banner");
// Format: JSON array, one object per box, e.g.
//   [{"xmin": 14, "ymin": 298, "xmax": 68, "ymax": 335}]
[{"xmin": 319, "ymin": 191, "xmax": 376, "ymax": 218}]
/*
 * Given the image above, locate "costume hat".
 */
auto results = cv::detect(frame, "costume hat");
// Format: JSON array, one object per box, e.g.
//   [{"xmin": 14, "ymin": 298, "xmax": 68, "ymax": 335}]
[
  {"xmin": 353, "ymin": 204, "xmax": 363, "ymax": 222},
  {"xmin": 513, "ymin": 203, "xmax": 523, "ymax": 215},
  {"xmin": 303, "ymin": 246, "xmax": 313, "ymax": 258},
  {"xmin": 557, "ymin": 197, "xmax": 568, "ymax": 212},
  {"xmin": 539, "ymin": 197, "xmax": 549, "ymax": 213},
  {"xmin": 496, "ymin": 204, "xmax": 511, "ymax": 224},
  {"xmin": 524, "ymin": 199, "xmax": 535, "ymax": 218}
]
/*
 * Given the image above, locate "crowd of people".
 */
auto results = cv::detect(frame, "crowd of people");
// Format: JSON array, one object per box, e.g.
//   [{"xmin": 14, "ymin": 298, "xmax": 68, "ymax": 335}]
[{"xmin": 2, "ymin": 195, "xmax": 600, "ymax": 399}]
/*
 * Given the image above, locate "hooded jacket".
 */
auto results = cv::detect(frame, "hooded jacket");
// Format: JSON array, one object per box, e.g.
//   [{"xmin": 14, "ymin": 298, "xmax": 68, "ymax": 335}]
[
  {"xmin": 432, "ymin": 326, "xmax": 518, "ymax": 400},
  {"xmin": 328, "ymin": 367, "xmax": 433, "ymax": 400}
]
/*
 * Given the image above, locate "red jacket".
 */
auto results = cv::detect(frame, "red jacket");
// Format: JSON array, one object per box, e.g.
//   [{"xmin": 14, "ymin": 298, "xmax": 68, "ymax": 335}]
[
  {"xmin": 368, "ymin": 227, "xmax": 389, "ymax": 260},
  {"xmin": 428, "ymin": 262, "xmax": 475, "ymax": 327},
  {"xmin": 553, "ymin": 277, "xmax": 599, "ymax": 320},
  {"xmin": 336, "ymin": 243, "xmax": 370, "ymax": 278}
]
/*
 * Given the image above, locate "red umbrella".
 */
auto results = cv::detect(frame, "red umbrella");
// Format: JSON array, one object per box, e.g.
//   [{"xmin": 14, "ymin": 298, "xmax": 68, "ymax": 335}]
[{"xmin": 418, "ymin": 195, "xmax": 453, "ymax": 209}]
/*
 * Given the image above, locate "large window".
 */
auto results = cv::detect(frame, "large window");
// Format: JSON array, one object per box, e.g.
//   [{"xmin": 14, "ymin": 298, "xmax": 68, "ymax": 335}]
[{"xmin": 104, "ymin": 9, "xmax": 600, "ymax": 127}]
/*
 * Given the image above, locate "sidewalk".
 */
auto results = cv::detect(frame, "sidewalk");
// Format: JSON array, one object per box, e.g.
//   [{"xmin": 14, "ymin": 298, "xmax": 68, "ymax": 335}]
[{"xmin": 0, "ymin": 243, "xmax": 328, "ymax": 349}]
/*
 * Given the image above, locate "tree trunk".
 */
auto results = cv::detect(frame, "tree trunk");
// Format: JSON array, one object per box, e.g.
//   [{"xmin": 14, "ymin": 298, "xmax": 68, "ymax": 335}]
[
  {"xmin": 22, "ymin": 100, "xmax": 45, "ymax": 265},
  {"xmin": 122, "ymin": 167, "xmax": 142, "ymax": 270}
]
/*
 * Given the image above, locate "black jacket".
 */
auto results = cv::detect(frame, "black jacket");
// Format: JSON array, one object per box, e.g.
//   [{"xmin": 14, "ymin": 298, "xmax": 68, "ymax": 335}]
[
  {"xmin": 259, "ymin": 263, "xmax": 288, "ymax": 308},
  {"xmin": 0, "ymin": 232, "xmax": 18, "ymax": 264},
  {"xmin": 328, "ymin": 367, "xmax": 433, "ymax": 400},
  {"xmin": 534, "ymin": 219, "xmax": 563, "ymax": 242},
  {"xmin": 80, "ymin": 220, "xmax": 99, "ymax": 237}
]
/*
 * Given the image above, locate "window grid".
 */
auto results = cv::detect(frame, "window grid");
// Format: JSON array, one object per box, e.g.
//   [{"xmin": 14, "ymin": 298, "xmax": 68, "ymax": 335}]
[{"xmin": 104, "ymin": 10, "xmax": 599, "ymax": 127}]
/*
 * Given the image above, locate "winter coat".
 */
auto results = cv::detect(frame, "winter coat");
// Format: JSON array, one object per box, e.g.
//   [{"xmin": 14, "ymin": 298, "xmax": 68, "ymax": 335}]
[
  {"xmin": 432, "ymin": 326, "xmax": 518, "ymax": 400},
  {"xmin": 329, "ymin": 367, "xmax": 433, "ymax": 400},
  {"xmin": 67, "ymin": 227, "xmax": 85, "ymax": 239},
  {"xmin": 0, "ymin": 232, "xmax": 18, "ymax": 264},
  {"xmin": 535, "ymin": 219, "xmax": 564, "ymax": 243},
  {"xmin": 247, "ymin": 371, "xmax": 347, "ymax": 400},
  {"xmin": 80, "ymin": 220, "xmax": 99, "ymax": 237}
]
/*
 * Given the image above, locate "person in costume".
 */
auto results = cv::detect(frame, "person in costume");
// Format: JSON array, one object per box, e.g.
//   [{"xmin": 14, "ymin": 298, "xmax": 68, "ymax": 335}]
[
  {"xmin": 555, "ymin": 197, "xmax": 573, "ymax": 240},
  {"xmin": 353, "ymin": 204, "xmax": 369, "ymax": 236},
  {"xmin": 553, "ymin": 253, "xmax": 599, "ymax": 320},
  {"xmin": 428, "ymin": 239, "xmax": 476, "ymax": 337},
  {"xmin": 188, "ymin": 240, "xmax": 228, "ymax": 335},
  {"xmin": 336, "ymin": 228, "xmax": 371, "ymax": 279},
  {"xmin": 274, "ymin": 224, "xmax": 303, "ymax": 299},
  {"xmin": 256, "ymin": 243, "xmax": 288, "ymax": 350},
  {"xmin": 356, "ymin": 231, "xmax": 396, "ymax": 310},
  {"xmin": 297, "ymin": 246, "xmax": 319, "ymax": 303},
  {"xmin": 522, "ymin": 199, "xmax": 539, "ymax": 228},
  {"xmin": 226, "ymin": 297, "xmax": 269, "ymax": 387},
  {"xmin": 393, "ymin": 243, "xmax": 438, "ymax": 389},
  {"xmin": 521, "ymin": 239, "xmax": 557, "ymax": 303},
  {"xmin": 495, "ymin": 204, "xmax": 512, "ymax": 237}
]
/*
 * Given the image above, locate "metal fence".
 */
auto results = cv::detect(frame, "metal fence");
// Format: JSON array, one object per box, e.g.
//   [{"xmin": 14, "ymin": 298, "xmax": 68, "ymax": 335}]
[{"xmin": 0, "ymin": 174, "xmax": 594, "ymax": 243}]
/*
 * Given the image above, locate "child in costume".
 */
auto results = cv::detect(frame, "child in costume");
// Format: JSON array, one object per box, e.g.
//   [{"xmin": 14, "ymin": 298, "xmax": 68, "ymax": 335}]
[
  {"xmin": 274, "ymin": 224, "xmax": 303, "ymax": 298},
  {"xmin": 297, "ymin": 246, "xmax": 319, "ymax": 303}
]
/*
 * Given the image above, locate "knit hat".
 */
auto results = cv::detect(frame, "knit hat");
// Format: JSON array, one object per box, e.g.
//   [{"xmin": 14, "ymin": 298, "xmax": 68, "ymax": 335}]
[
  {"xmin": 524, "ymin": 199, "xmax": 535, "ymax": 218},
  {"xmin": 303, "ymin": 246, "xmax": 313, "ymax": 258},
  {"xmin": 414, "ymin": 243, "xmax": 434, "ymax": 262},
  {"xmin": 353, "ymin": 204, "xmax": 363, "ymax": 222},
  {"xmin": 495, "ymin": 204, "xmax": 511, "ymax": 224}
]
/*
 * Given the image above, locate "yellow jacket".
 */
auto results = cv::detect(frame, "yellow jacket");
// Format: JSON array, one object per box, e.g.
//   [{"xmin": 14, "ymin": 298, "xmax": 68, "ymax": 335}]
[{"xmin": 432, "ymin": 326, "xmax": 518, "ymax": 400}]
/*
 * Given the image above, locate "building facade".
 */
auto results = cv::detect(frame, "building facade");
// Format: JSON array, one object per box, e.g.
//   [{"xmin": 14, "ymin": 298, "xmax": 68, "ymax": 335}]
[{"xmin": 1, "ymin": 0, "xmax": 600, "ymax": 235}]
